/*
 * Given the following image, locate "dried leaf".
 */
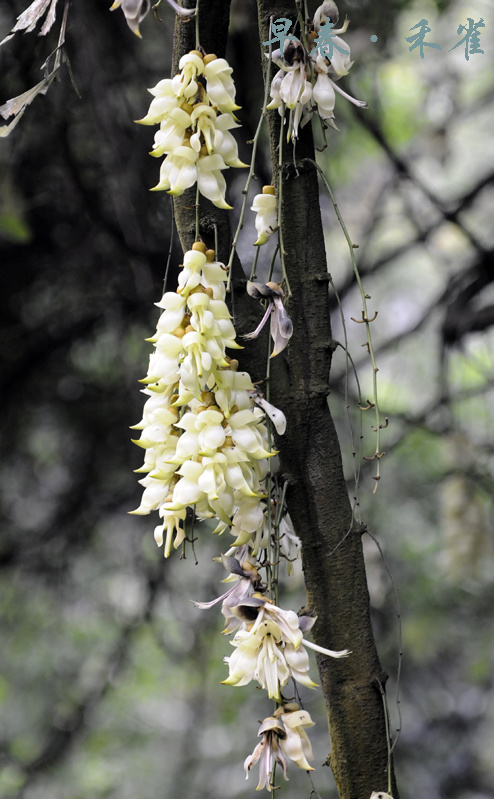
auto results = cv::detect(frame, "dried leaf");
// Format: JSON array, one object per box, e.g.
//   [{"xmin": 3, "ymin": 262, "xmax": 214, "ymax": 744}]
[
  {"xmin": 11, "ymin": 0, "xmax": 52, "ymax": 33},
  {"xmin": 0, "ymin": 108, "xmax": 27, "ymax": 136},
  {"xmin": 40, "ymin": 0, "xmax": 60, "ymax": 36},
  {"xmin": 0, "ymin": 2, "xmax": 68, "ymax": 136},
  {"xmin": 0, "ymin": 73, "xmax": 58, "ymax": 136},
  {"xmin": 0, "ymin": 0, "xmax": 59, "ymax": 46},
  {"xmin": 0, "ymin": 77, "xmax": 52, "ymax": 121}
]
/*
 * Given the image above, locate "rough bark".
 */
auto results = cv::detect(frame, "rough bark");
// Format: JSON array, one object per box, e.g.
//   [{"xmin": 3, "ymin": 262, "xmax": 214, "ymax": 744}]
[{"xmin": 172, "ymin": 1, "xmax": 399, "ymax": 797}]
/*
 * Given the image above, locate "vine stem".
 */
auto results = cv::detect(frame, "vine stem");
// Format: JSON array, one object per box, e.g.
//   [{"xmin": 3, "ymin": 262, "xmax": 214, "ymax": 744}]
[
  {"xmin": 377, "ymin": 681, "xmax": 394, "ymax": 797},
  {"xmin": 305, "ymin": 157, "xmax": 386, "ymax": 491},
  {"xmin": 267, "ymin": 243, "xmax": 279, "ymax": 283},
  {"xmin": 277, "ymin": 102, "xmax": 291, "ymax": 297},
  {"xmin": 194, "ymin": 0, "xmax": 199, "ymax": 49},
  {"xmin": 330, "ymin": 276, "xmax": 363, "ymax": 521},
  {"xmin": 195, "ymin": 184, "xmax": 200, "ymax": 241},
  {"xmin": 249, "ymin": 246, "xmax": 260, "ymax": 281},
  {"xmin": 265, "ymin": 333, "xmax": 275, "ymax": 598},
  {"xmin": 226, "ymin": 17, "xmax": 274, "ymax": 292},
  {"xmin": 294, "ymin": 0, "xmax": 315, "ymax": 85},
  {"xmin": 366, "ymin": 529, "xmax": 403, "ymax": 767}
]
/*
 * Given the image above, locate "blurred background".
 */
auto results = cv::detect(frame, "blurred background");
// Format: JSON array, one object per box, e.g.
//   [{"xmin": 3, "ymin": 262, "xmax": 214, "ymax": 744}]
[{"xmin": 1, "ymin": 0, "xmax": 494, "ymax": 797}]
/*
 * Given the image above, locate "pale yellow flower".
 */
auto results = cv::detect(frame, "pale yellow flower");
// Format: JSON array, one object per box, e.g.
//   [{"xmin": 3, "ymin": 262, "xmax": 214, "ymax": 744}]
[
  {"xmin": 132, "ymin": 243, "xmax": 279, "ymax": 551},
  {"xmin": 203, "ymin": 56, "xmax": 240, "ymax": 114},
  {"xmin": 251, "ymin": 186, "xmax": 278, "ymax": 246}
]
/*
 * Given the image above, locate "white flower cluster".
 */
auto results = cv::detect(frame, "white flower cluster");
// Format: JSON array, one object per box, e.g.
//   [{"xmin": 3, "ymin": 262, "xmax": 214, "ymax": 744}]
[
  {"xmin": 195, "ymin": 556, "xmax": 350, "ymax": 790},
  {"xmin": 266, "ymin": 16, "xmax": 367, "ymax": 140},
  {"xmin": 138, "ymin": 51, "xmax": 247, "ymax": 208},
  {"xmin": 131, "ymin": 243, "xmax": 278, "ymax": 556},
  {"xmin": 221, "ymin": 595, "xmax": 349, "ymax": 700}
]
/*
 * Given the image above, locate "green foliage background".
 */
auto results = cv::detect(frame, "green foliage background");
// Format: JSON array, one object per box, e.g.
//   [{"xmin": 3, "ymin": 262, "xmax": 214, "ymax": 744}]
[{"xmin": 1, "ymin": 0, "xmax": 494, "ymax": 797}]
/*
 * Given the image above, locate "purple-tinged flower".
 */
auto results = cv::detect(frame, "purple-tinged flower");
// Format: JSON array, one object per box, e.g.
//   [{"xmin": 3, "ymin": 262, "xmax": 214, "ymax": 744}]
[
  {"xmin": 110, "ymin": 0, "xmax": 150, "ymax": 37},
  {"xmin": 244, "ymin": 704, "xmax": 317, "ymax": 790},
  {"xmin": 245, "ymin": 281, "xmax": 293, "ymax": 358},
  {"xmin": 194, "ymin": 555, "xmax": 263, "ymax": 634},
  {"xmin": 244, "ymin": 716, "xmax": 289, "ymax": 791}
]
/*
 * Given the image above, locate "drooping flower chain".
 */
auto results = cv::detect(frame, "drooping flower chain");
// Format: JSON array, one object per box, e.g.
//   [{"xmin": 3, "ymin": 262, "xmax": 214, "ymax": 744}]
[
  {"xmin": 195, "ymin": 553, "xmax": 350, "ymax": 791},
  {"xmin": 138, "ymin": 51, "xmax": 247, "ymax": 208},
  {"xmin": 131, "ymin": 8, "xmax": 355, "ymax": 788},
  {"xmin": 131, "ymin": 240, "xmax": 350, "ymax": 790},
  {"xmin": 131, "ymin": 242, "xmax": 274, "ymax": 556}
]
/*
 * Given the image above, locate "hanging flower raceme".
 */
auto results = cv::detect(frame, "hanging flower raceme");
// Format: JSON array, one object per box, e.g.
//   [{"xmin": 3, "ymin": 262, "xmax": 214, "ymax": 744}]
[
  {"xmin": 137, "ymin": 51, "xmax": 246, "ymax": 208},
  {"xmin": 266, "ymin": 1, "xmax": 367, "ymax": 140},
  {"xmin": 131, "ymin": 243, "xmax": 286, "ymax": 555},
  {"xmin": 244, "ymin": 704, "xmax": 316, "ymax": 791}
]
